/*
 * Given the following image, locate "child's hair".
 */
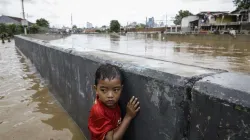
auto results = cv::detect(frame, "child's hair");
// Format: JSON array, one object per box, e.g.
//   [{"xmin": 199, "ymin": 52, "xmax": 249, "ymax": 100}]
[{"xmin": 95, "ymin": 64, "xmax": 124, "ymax": 85}]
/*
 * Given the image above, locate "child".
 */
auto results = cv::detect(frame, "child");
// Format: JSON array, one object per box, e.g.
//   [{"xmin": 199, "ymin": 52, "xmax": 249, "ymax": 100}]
[{"xmin": 88, "ymin": 64, "xmax": 140, "ymax": 140}]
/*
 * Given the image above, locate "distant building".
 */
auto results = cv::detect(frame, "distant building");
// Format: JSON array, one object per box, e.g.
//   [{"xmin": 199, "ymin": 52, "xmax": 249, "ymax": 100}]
[
  {"xmin": 159, "ymin": 22, "xmax": 165, "ymax": 27},
  {"xmin": 147, "ymin": 17, "xmax": 155, "ymax": 28},
  {"xmin": 181, "ymin": 16, "xmax": 199, "ymax": 33},
  {"xmin": 126, "ymin": 22, "xmax": 137, "ymax": 28},
  {"xmin": 84, "ymin": 29, "xmax": 96, "ymax": 33},
  {"xmin": 100, "ymin": 26, "xmax": 107, "ymax": 31},
  {"xmin": 86, "ymin": 22, "xmax": 93, "ymax": 29},
  {"xmin": 181, "ymin": 10, "xmax": 250, "ymax": 34},
  {"xmin": 0, "ymin": 15, "xmax": 33, "ymax": 25}
]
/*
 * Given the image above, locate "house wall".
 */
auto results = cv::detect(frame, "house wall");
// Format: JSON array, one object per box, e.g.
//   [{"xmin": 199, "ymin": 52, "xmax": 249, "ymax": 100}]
[
  {"xmin": 0, "ymin": 16, "xmax": 20, "ymax": 25},
  {"xmin": 216, "ymin": 16, "xmax": 233, "ymax": 23},
  {"xmin": 181, "ymin": 16, "xmax": 199, "ymax": 32},
  {"xmin": 209, "ymin": 16, "xmax": 233, "ymax": 24}
]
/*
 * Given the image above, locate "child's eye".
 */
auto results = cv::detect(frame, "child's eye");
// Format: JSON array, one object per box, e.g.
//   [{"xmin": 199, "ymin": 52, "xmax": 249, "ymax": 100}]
[
  {"xmin": 113, "ymin": 88, "xmax": 120, "ymax": 92},
  {"xmin": 100, "ymin": 89, "xmax": 107, "ymax": 93}
]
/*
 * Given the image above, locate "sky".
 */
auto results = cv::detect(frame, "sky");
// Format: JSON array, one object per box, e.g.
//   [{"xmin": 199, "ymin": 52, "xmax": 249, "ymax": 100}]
[{"xmin": 0, "ymin": 0, "xmax": 235, "ymax": 28}]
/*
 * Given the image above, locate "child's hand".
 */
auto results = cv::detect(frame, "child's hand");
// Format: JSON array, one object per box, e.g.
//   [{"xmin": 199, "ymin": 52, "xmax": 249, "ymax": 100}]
[{"xmin": 126, "ymin": 96, "xmax": 140, "ymax": 119}]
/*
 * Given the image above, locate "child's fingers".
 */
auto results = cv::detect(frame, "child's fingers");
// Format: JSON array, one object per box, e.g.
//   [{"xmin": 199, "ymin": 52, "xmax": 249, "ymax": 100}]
[
  {"xmin": 129, "ymin": 96, "xmax": 135, "ymax": 104},
  {"xmin": 134, "ymin": 101, "xmax": 140, "ymax": 108},
  {"xmin": 132, "ymin": 97, "xmax": 138, "ymax": 105},
  {"xmin": 135, "ymin": 107, "xmax": 140, "ymax": 112}
]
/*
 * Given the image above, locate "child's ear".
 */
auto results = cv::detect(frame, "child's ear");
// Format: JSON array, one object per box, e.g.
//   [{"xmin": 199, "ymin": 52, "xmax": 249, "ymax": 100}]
[{"xmin": 93, "ymin": 85, "xmax": 97, "ymax": 91}]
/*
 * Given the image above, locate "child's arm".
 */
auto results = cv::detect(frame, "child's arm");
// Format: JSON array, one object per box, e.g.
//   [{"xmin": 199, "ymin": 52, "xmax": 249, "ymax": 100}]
[{"xmin": 105, "ymin": 96, "xmax": 140, "ymax": 140}]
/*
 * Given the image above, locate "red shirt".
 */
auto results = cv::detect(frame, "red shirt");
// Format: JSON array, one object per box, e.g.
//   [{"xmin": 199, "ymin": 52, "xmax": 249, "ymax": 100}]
[{"xmin": 88, "ymin": 99, "xmax": 121, "ymax": 140}]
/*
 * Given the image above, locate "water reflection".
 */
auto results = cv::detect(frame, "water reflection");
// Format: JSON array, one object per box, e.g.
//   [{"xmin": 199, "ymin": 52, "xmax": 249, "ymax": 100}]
[
  {"xmin": 110, "ymin": 35, "xmax": 120, "ymax": 51},
  {"xmin": 19, "ymin": 52, "xmax": 86, "ymax": 140},
  {"xmin": 0, "ymin": 44, "xmax": 87, "ymax": 140},
  {"xmin": 50, "ymin": 34, "xmax": 250, "ymax": 74}
]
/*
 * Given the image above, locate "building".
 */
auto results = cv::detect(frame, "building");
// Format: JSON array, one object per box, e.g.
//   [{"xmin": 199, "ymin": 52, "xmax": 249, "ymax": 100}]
[
  {"xmin": 147, "ymin": 17, "xmax": 155, "ymax": 28},
  {"xmin": 181, "ymin": 16, "xmax": 199, "ymax": 33},
  {"xmin": 86, "ymin": 22, "xmax": 93, "ymax": 29},
  {"xmin": 126, "ymin": 22, "xmax": 137, "ymax": 29},
  {"xmin": 0, "ymin": 15, "xmax": 33, "ymax": 25},
  {"xmin": 166, "ymin": 25, "xmax": 181, "ymax": 33},
  {"xmin": 181, "ymin": 9, "xmax": 250, "ymax": 34},
  {"xmin": 100, "ymin": 25, "xmax": 108, "ymax": 31},
  {"xmin": 159, "ymin": 22, "xmax": 165, "ymax": 27}
]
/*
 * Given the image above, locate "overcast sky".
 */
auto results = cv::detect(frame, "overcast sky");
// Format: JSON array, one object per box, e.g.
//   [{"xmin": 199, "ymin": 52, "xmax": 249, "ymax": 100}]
[{"xmin": 0, "ymin": 0, "xmax": 235, "ymax": 28}]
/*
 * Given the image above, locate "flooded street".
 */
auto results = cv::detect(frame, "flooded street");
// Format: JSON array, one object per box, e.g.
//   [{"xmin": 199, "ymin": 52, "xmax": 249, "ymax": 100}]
[
  {"xmin": 0, "ymin": 41, "xmax": 86, "ymax": 140},
  {"xmin": 49, "ymin": 34, "xmax": 250, "ymax": 74}
]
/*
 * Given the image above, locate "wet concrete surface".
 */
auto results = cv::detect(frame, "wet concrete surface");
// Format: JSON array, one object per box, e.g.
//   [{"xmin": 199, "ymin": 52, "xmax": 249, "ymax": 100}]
[
  {"xmin": 0, "ymin": 41, "xmax": 86, "ymax": 140},
  {"xmin": 48, "ymin": 34, "xmax": 250, "ymax": 74}
]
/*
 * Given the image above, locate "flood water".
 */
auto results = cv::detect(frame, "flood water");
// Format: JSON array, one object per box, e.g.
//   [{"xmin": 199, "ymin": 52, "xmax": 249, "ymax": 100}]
[
  {"xmin": 49, "ymin": 34, "xmax": 250, "ymax": 74},
  {"xmin": 0, "ymin": 41, "xmax": 86, "ymax": 140}
]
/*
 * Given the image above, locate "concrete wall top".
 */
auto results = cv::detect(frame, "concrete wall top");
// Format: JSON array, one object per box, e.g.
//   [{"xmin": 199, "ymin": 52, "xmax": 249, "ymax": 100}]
[
  {"xmin": 193, "ymin": 72, "xmax": 250, "ymax": 108},
  {"xmin": 190, "ymin": 72, "xmax": 250, "ymax": 139}
]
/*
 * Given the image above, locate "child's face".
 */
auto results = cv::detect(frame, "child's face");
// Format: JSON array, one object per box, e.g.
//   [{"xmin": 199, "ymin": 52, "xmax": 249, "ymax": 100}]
[{"xmin": 94, "ymin": 78, "xmax": 123, "ymax": 108}]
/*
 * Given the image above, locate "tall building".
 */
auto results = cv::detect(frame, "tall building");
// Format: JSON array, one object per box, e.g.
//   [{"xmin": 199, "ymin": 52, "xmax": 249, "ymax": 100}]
[
  {"xmin": 86, "ymin": 22, "xmax": 93, "ymax": 28},
  {"xmin": 147, "ymin": 17, "xmax": 155, "ymax": 28}
]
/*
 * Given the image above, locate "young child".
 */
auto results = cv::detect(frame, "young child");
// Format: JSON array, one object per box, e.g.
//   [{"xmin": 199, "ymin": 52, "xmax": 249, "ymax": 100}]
[{"xmin": 88, "ymin": 64, "xmax": 140, "ymax": 140}]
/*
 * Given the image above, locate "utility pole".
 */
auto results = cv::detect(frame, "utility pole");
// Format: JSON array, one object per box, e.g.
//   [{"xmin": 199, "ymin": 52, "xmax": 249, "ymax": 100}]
[
  {"xmin": 71, "ymin": 13, "xmax": 73, "ymax": 28},
  {"xmin": 166, "ymin": 14, "xmax": 168, "ymax": 26},
  {"xmin": 21, "ymin": 0, "xmax": 27, "ymax": 35}
]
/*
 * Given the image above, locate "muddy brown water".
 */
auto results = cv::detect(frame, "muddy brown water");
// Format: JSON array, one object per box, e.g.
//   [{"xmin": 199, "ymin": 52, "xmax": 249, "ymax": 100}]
[
  {"xmin": 49, "ymin": 34, "xmax": 250, "ymax": 74},
  {"xmin": 0, "ymin": 41, "xmax": 86, "ymax": 140}
]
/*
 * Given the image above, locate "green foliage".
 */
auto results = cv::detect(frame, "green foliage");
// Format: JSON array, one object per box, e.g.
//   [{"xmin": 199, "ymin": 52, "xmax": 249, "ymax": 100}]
[
  {"xmin": 95, "ymin": 29, "xmax": 101, "ymax": 33},
  {"xmin": 0, "ymin": 23, "xmax": 7, "ymax": 33},
  {"xmin": 36, "ymin": 18, "xmax": 50, "ymax": 28},
  {"xmin": 7, "ymin": 24, "xmax": 17, "ymax": 35},
  {"xmin": 174, "ymin": 10, "xmax": 193, "ymax": 25},
  {"xmin": 110, "ymin": 20, "xmax": 120, "ymax": 33},
  {"xmin": 233, "ymin": 0, "xmax": 250, "ymax": 10},
  {"xmin": 29, "ymin": 24, "xmax": 40, "ymax": 34},
  {"xmin": 136, "ymin": 23, "xmax": 146, "ymax": 29},
  {"xmin": 72, "ymin": 25, "xmax": 77, "ymax": 29},
  {"xmin": 16, "ymin": 25, "xmax": 24, "ymax": 34}
]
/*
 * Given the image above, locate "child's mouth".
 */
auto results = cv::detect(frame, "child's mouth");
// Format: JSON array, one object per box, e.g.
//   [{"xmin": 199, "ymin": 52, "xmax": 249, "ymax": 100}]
[{"xmin": 106, "ymin": 100, "xmax": 115, "ymax": 105}]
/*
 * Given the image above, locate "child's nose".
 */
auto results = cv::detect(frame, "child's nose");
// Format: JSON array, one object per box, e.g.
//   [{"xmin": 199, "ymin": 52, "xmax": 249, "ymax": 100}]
[{"xmin": 107, "ymin": 91, "xmax": 114, "ymax": 98}]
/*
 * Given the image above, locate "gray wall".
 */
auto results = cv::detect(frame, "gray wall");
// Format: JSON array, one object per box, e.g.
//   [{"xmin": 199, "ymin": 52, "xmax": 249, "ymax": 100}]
[{"xmin": 15, "ymin": 35, "xmax": 250, "ymax": 140}]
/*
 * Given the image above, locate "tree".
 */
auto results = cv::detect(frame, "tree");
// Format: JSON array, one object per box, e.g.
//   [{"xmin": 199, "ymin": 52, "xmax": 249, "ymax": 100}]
[
  {"xmin": 136, "ymin": 23, "xmax": 146, "ymax": 29},
  {"xmin": 0, "ymin": 23, "xmax": 7, "ymax": 34},
  {"xmin": 72, "ymin": 25, "xmax": 77, "ymax": 29},
  {"xmin": 110, "ymin": 20, "xmax": 120, "ymax": 33},
  {"xmin": 174, "ymin": 10, "xmax": 193, "ymax": 25},
  {"xmin": 233, "ymin": 0, "xmax": 250, "ymax": 10},
  {"xmin": 29, "ymin": 24, "xmax": 39, "ymax": 34},
  {"xmin": 16, "ymin": 25, "xmax": 24, "ymax": 34},
  {"xmin": 36, "ymin": 18, "xmax": 50, "ymax": 28},
  {"xmin": 6, "ymin": 24, "xmax": 16, "ymax": 36}
]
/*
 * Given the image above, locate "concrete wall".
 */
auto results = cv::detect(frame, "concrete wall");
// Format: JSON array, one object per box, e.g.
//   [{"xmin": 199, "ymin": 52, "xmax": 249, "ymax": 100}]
[{"xmin": 15, "ymin": 35, "xmax": 250, "ymax": 140}]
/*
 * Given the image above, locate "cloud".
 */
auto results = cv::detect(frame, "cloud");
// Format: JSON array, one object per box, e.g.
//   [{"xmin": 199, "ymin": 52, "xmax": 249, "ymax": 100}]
[
  {"xmin": 0, "ymin": 0, "xmax": 236, "ymax": 27},
  {"xmin": 0, "ymin": 0, "xmax": 11, "ymax": 5}
]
